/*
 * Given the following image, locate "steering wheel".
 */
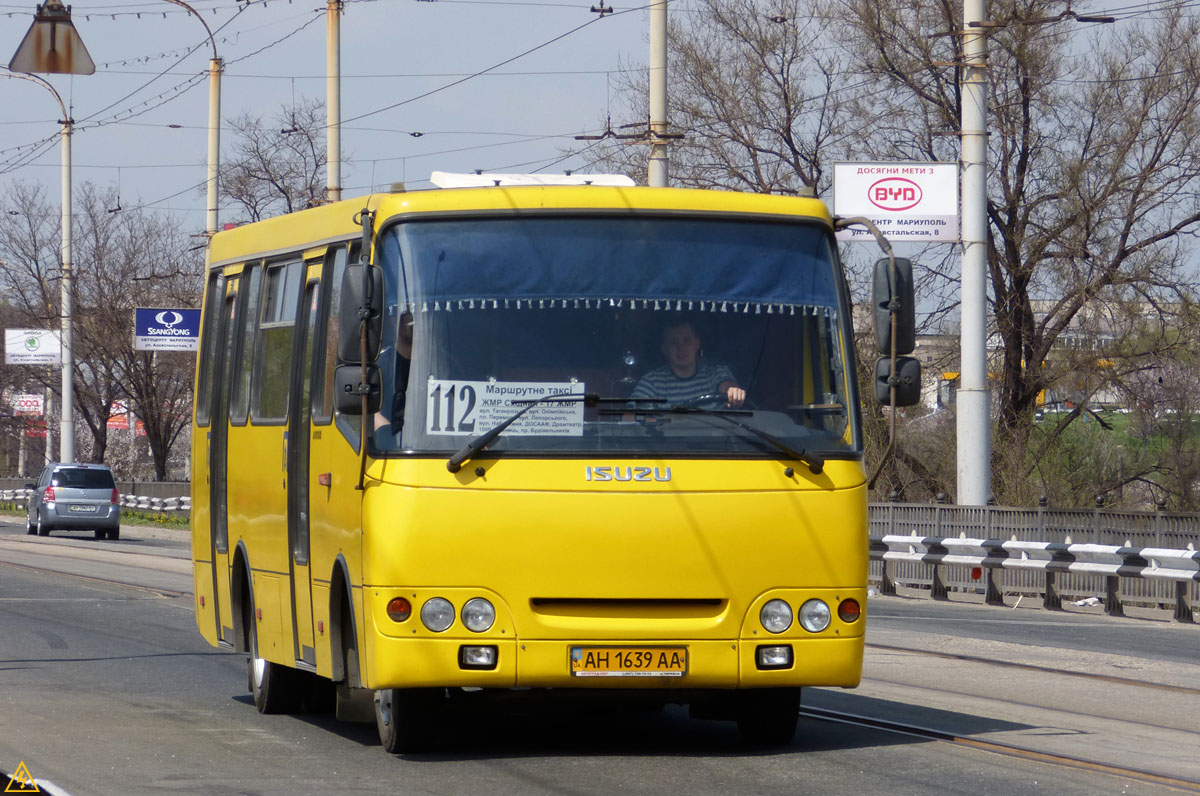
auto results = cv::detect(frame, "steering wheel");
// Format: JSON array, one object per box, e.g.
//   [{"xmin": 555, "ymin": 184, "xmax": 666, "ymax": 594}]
[{"xmin": 680, "ymin": 393, "xmax": 733, "ymax": 409}]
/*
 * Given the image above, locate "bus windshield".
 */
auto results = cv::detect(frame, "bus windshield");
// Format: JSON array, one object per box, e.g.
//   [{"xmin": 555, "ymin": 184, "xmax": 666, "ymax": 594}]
[{"xmin": 371, "ymin": 214, "xmax": 859, "ymax": 458}]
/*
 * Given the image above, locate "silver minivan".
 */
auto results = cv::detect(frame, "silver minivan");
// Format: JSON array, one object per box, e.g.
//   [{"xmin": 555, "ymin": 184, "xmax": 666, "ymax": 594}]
[{"xmin": 25, "ymin": 462, "xmax": 121, "ymax": 540}]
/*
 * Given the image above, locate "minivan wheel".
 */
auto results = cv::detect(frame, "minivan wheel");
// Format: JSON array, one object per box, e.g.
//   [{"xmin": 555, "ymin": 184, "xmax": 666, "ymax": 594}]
[
  {"xmin": 95, "ymin": 529, "xmax": 106, "ymax": 540},
  {"xmin": 26, "ymin": 519, "xmax": 35, "ymax": 535},
  {"xmin": 37, "ymin": 518, "xmax": 50, "ymax": 536},
  {"xmin": 109, "ymin": 527, "xmax": 120, "ymax": 541}
]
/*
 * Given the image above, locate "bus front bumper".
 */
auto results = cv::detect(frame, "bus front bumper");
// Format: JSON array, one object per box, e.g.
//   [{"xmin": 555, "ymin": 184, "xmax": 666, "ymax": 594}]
[{"xmin": 362, "ymin": 635, "xmax": 863, "ymax": 691}]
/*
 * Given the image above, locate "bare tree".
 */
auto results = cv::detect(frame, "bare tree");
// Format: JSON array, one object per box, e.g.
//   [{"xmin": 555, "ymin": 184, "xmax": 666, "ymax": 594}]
[
  {"xmin": 840, "ymin": 0, "xmax": 1200, "ymax": 501},
  {"xmin": 595, "ymin": 0, "xmax": 856, "ymax": 194},
  {"xmin": 604, "ymin": 0, "xmax": 1200, "ymax": 504},
  {"xmin": 220, "ymin": 97, "xmax": 330, "ymax": 222},
  {"xmin": 0, "ymin": 181, "xmax": 201, "ymax": 478}
]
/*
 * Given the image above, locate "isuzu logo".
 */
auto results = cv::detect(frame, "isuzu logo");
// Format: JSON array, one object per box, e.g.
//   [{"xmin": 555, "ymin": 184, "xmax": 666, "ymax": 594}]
[{"xmin": 585, "ymin": 466, "xmax": 672, "ymax": 483}]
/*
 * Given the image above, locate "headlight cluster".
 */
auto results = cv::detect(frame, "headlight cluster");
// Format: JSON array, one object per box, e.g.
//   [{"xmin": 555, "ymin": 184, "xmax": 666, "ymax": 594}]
[
  {"xmin": 758, "ymin": 597, "xmax": 861, "ymax": 633},
  {"xmin": 390, "ymin": 596, "xmax": 497, "ymax": 633}
]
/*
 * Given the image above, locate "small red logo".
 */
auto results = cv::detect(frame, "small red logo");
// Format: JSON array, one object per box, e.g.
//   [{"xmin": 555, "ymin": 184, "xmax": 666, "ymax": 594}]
[{"xmin": 868, "ymin": 177, "xmax": 922, "ymax": 211}]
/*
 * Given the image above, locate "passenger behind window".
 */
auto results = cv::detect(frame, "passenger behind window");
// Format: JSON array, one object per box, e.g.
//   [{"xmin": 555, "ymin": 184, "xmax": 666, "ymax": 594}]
[{"xmin": 373, "ymin": 312, "xmax": 414, "ymax": 447}]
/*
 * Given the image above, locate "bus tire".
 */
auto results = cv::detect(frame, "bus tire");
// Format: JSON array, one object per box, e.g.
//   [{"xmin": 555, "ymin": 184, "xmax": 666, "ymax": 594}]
[
  {"xmin": 374, "ymin": 688, "xmax": 443, "ymax": 753},
  {"xmin": 248, "ymin": 615, "xmax": 301, "ymax": 714},
  {"xmin": 735, "ymin": 688, "xmax": 800, "ymax": 747}
]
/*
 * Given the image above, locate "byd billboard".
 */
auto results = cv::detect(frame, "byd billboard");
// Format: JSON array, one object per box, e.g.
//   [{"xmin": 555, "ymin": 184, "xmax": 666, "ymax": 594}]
[{"xmin": 833, "ymin": 162, "xmax": 959, "ymax": 242}]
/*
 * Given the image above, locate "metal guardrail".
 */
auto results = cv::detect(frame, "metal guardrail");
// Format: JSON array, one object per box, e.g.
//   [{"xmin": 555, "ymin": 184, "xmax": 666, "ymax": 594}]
[
  {"xmin": 870, "ymin": 532, "xmax": 1199, "ymax": 623},
  {"xmin": 869, "ymin": 501, "xmax": 1200, "ymax": 623},
  {"xmin": 0, "ymin": 489, "xmax": 190, "ymax": 515}
]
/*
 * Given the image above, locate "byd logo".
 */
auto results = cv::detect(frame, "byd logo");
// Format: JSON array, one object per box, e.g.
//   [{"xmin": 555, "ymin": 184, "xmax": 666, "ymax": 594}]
[{"xmin": 868, "ymin": 177, "xmax": 923, "ymax": 211}]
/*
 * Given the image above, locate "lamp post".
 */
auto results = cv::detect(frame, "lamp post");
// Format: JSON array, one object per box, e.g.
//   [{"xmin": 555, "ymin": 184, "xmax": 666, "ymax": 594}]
[
  {"xmin": 160, "ymin": 0, "xmax": 222, "ymax": 235},
  {"xmin": 8, "ymin": 0, "xmax": 93, "ymax": 464},
  {"xmin": 1, "ymin": 70, "xmax": 77, "ymax": 463}
]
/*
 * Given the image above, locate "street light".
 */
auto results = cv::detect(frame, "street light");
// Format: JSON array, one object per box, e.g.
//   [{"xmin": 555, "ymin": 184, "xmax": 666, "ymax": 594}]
[
  {"xmin": 7, "ymin": 0, "xmax": 93, "ymax": 464},
  {"xmin": 159, "ymin": 0, "xmax": 222, "ymax": 236},
  {"xmin": 0, "ymin": 70, "xmax": 76, "ymax": 462}
]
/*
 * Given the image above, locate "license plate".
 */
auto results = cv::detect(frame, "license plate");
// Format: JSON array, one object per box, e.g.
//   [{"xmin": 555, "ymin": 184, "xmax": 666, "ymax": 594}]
[
  {"xmin": 67, "ymin": 505, "xmax": 98, "ymax": 513},
  {"xmin": 569, "ymin": 646, "xmax": 687, "ymax": 677}
]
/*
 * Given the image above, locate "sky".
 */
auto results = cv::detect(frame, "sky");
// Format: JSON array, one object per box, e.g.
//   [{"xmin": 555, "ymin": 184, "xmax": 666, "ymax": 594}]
[{"xmin": 0, "ymin": 0, "xmax": 659, "ymax": 233}]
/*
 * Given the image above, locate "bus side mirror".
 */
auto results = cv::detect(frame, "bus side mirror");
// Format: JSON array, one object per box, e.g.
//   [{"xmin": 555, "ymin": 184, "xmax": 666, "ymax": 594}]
[
  {"xmin": 873, "ymin": 257, "xmax": 915, "ymax": 355},
  {"xmin": 338, "ymin": 263, "xmax": 383, "ymax": 364},
  {"xmin": 875, "ymin": 356, "xmax": 921, "ymax": 407},
  {"xmin": 335, "ymin": 364, "xmax": 381, "ymax": 415}
]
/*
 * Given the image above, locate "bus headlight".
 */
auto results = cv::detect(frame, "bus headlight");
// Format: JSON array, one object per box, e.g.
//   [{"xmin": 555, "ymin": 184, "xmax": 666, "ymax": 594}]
[
  {"xmin": 760, "ymin": 599, "xmax": 793, "ymax": 633},
  {"xmin": 461, "ymin": 598, "xmax": 495, "ymax": 632},
  {"xmin": 420, "ymin": 597, "xmax": 455, "ymax": 632},
  {"xmin": 798, "ymin": 599, "xmax": 831, "ymax": 633}
]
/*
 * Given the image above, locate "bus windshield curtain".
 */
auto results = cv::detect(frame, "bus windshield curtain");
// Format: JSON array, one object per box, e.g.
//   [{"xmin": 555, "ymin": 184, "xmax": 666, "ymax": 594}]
[{"xmin": 380, "ymin": 216, "xmax": 841, "ymax": 314}]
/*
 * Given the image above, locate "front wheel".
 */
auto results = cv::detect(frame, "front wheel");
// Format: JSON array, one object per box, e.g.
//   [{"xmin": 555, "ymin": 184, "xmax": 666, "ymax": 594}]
[
  {"xmin": 735, "ymin": 688, "xmax": 801, "ymax": 746},
  {"xmin": 375, "ymin": 688, "xmax": 444, "ymax": 754}
]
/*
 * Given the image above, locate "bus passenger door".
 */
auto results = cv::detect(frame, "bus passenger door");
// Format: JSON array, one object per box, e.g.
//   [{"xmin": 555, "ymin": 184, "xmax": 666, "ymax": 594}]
[
  {"xmin": 287, "ymin": 276, "xmax": 321, "ymax": 665},
  {"xmin": 210, "ymin": 276, "xmax": 238, "ymax": 646}
]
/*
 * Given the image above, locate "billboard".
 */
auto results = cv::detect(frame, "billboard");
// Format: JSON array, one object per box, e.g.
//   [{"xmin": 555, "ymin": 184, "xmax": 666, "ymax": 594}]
[
  {"xmin": 833, "ymin": 162, "xmax": 959, "ymax": 242},
  {"xmin": 9, "ymin": 393, "xmax": 44, "ymax": 416},
  {"xmin": 134, "ymin": 308, "xmax": 201, "ymax": 352},
  {"xmin": 4, "ymin": 329, "xmax": 61, "ymax": 365},
  {"xmin": 107, "ymin": 400, "xmax": 130, "ymax": 430}
]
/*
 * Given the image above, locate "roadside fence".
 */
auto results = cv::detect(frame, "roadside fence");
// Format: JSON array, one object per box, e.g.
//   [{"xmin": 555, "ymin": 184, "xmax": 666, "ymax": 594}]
[
  {"xmin": 0, "ymin": 488, "xmax": 190, "ymax": 516},
  {"xmin": 870, "ymin": 502, "xmax": 1199, "ymax": 623}
]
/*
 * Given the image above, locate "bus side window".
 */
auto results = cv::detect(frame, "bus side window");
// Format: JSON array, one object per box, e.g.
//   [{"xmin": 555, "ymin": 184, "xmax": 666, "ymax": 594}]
[
  {"xmin": 252, "ymin": 259, "xmax": 304, "ymax": 423},
  {"xmin": 312, "ymin": 246, "xmax": 349, "ymax": 425},
  {"xmin": 230, "ymin": 264, "xmax": 262, "ymax": 425},
  {"xmin": 195, "ymin": 270, "xmax": 223, "ymax": 427}
]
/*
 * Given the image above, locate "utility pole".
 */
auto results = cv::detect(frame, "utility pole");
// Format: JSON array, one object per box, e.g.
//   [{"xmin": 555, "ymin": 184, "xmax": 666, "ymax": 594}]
[
  {"xmin": 647, "ymin": 0, "xmax": 668, "ymax": 187},
  {"xmin": 327, "ymin": 0, "xmax": 342, "ymax": 202},
  {"xmin": 956, "ymin": 0, "xmax": 991, "ymax": 505}
]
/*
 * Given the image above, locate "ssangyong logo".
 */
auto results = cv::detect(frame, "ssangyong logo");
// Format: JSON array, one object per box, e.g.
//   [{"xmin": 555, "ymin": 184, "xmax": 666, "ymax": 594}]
[
  {"xmin": 585, "ymin": 466, "xmax": 672, "ymax": 483},
  {"xmin": 154, "ymin": 310, "xmax": 184, "ymax": 327}
]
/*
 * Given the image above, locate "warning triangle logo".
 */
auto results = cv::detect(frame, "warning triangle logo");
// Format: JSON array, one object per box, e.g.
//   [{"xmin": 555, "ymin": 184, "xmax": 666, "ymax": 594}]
[{"xmin": 4, "ymin": 762, "xmax": 39, "ymax": 793}]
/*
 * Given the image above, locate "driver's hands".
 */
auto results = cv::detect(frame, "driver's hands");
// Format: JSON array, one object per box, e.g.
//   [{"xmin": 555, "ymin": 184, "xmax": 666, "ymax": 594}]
[{"xmin": 724, "ymin": 386, "xmax": 746, "ymax": 408}]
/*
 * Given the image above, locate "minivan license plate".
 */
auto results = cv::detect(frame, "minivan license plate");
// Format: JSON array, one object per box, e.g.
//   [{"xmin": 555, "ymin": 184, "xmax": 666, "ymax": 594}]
[
  {"xmin": 569, "ymin": 646, "xmax": 687, "ymax": 677},
  {"xmin": 68, "ymin": 505, "xmax": 97, "ymax": 513}
]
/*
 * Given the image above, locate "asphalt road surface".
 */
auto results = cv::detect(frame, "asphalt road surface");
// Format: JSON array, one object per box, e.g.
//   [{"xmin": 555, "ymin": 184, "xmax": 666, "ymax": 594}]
[{"xmin": 1, "ymin": 516, "xmax": 1196, "ymax": 796}]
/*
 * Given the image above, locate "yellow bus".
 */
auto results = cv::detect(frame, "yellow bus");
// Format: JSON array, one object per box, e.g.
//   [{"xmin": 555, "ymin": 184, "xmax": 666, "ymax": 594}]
[{"xmin": 190, "ymin": 175, "xmax": 893, "ymax": 752}]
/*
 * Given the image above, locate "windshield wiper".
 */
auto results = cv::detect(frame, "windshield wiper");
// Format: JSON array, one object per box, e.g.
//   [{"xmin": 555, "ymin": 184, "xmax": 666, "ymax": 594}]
[
  {"xmin": 664, "ymin": 404, "xmax": 826, "ymax": 475},
  {"xmin": 446, "ymin": 394, "xmax": 662, "ymax": 473}
]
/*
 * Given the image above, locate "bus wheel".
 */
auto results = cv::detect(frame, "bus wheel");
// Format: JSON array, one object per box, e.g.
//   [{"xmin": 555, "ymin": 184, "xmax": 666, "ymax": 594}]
[
  {"xmin": 374, "ymin": 688, "xmax": 443, "ymax": 753},
  {"xmin": 735, "ymin": 688, "xmax": 800, "ymax": 747},
  {"xmin": 248, "ymin": 621, "xmax": 300, "ymax": 714}
]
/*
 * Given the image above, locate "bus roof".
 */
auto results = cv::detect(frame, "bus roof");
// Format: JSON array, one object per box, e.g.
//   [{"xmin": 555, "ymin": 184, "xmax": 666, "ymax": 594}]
[{"xmin": 207, "ymin": 185, "xmax": 833, "ymax": 267}]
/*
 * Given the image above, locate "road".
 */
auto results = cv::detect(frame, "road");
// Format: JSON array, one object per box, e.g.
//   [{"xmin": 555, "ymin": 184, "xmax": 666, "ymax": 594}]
[{"xmin": 1, "ymin": 516, "xmax": 1197, "ymax": 796}]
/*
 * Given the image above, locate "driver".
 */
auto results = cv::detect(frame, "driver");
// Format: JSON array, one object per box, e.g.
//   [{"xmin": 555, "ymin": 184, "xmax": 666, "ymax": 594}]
[{"xmin": 631, "ymin": 319, "xmax": 746, "ymax": 408}]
